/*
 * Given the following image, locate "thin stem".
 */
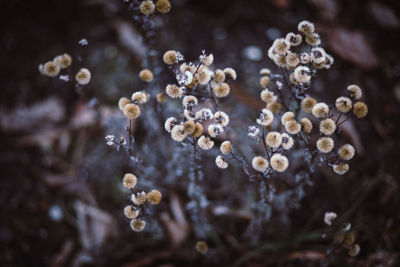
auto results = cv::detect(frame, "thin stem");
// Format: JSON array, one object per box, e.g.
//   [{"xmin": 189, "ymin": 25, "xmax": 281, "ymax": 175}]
[
  {"xmin": 262, "ymin": 127, "xmax": 270, "ymax": 160},
  {"xmin": 337, "ymin": 114, "xmax": 353, "ymax": 126}
]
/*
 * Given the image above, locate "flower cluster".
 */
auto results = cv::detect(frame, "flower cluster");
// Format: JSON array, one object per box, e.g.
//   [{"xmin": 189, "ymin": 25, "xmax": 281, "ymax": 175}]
[
  {"xmin": 38, "ymin": 53, "xmax": 91, "ymax": 85},
  {"xmin": 122, "ymin": 173, "xmax": 162, "ymax": 231}
]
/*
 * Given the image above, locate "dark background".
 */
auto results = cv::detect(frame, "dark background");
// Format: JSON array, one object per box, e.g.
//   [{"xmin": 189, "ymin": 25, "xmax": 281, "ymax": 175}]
[{"xmin": 1, "ymin": 0, "xmax": 400, "ymax": 266}]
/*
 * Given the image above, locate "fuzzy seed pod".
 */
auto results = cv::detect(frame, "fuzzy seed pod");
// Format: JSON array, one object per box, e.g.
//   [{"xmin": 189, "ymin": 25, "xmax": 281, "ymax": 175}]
[
  {"xmin": 285, "ymin": 32, "xmax": 302, "ymax": 46},
  {"xmin": 223, "ymin": 68, "xmax": 237, "ymax": 80},
  {"xmin": 301, "ymin": 97, "xmax": 317, "ymax": 113},
  {"xmin": 268, "ymin": 46, "xmax": 276, "ymax": 60},
  {"xmin": 220, "ymin": 141, "xmax": 232, "ymax": 155},
  {"xmin": 252, "ymin": 156, "xmax": 268, "ymax": 172},
  {"xmin": 270, "ymin": 153, "xmax": 289, "ymax": 172},
  {"xmin": 123, "ymin": 173, "xmax": 137, "ymax": 189},
  {"xmin": 347, "ymin": 85, "xmax": 362, "ymax": 100},
  {"xmin": 214, "ymin": 69, "xmax": 226, "ymax": 84},
  {"xmin": 213, "ymin": 82, "xmax": 230, "ymax": 97},
  {"xmin": 300, "ymin": 52, "xmax": 311, "ymax": 64},
  {"xmin": 298, "ymin": 20, "xmax": 315, "ymax": 34},
  {"xmin": 196, "ymin": 66, "xmax": 212, "ymax": 85},
  {"xmin": 139, "ymin": 69, "xmax": 153, "ymax": 82},
  {"xmin": 333, "ymin": 163, "xmax": 349, "ymax": 175},
  {"xmin": 272, "ymin": 38, "xmax": 290, "ymax": 55},
  {"xmin": 131, "ymin": 92, "xmax": 147, "ymax": 104},
  {"xmin": 171, "ymin": 125, "xmax": 187, "ymax": 142},
  {"xmin": 320, "ymin": 118, "xmax": 336, "ymax": 135},
  {"xmin": 163, "ymin": 50, "xmax": 176, "ymax": 65},
  {"xmin": 267, "ymin": 102, "xmax": 281, "ymax": 113},
  {"xmin": 324, "ymin": 54, "xmax": 334, "ymax": 69},
  {"xmin": 335, "ymin": 97, "xmax": 352, "ymax": 113},
  {"xmin": 259, "ymin": 68, "xmax": 271, "ymax": 76},
  {"xmin": 289, "ymin": 73, "xmax": 298, "ymax": 85},
  {"xmin": 286, "ymin": 52, "xmax": 300, "ymax": 68},
  {"xmin": 130, "ymin": 219, "xmax": 146, "ymax": 232},
  {"xmin": 266, "ymin": 131, "xmax": 282, "ymax": 148},
  {"xmin": 123, "ymin": 103, "xmax": 141, "ymax": 119},
  {"xmin": 195, "ymin": 108, "xmax": 214, "ymax": 121},
  {"xmin": 43, "ymin": 61, "xmax": 60, "ymax": 77},
  {"xmin": 348, "ymin": 244, "xmax": 360, "ymax": 257},
  {"xmin": 257, "ymin": 108, "xmax": 274, "ymax": 126},
  {"xmin": 195, "ymin": 241, "xmax": 208, "ymax": 254},
  {"xmin": 305, "ymin": 32, "xmax": 321, "ymax": 46},
  {"xmin": 54, "ymin": 53, "xmax": 72, "ymax": 69},
  {"xmin": 183, "ymin": 120, "xmax": 196, "ymax": 134},
  {"xmin": 281, "ymin": 111, "xmax": 295, "ymax": 125},
  {"xmin": 260, "ymin": 89, "xmax": 276, "ymax": 103},
  {"xmin": 75, "ymin": 68, "xmax": 91, "ymax": 85},
  {"xmin": 164, "ymin": 117, "xmax": 177, "ymax": 132},
  {"xmin": 191, "ymin": 122, "xmax": 204, "ymax": 137},
  {"xmin": 312, "ymin": 102, "xmax": 329, "ymax": 118},
  {"xmin": 208, "ymin": 124, "xmax": 224, "ymax": 138},
  {"xmin": 166, "ymin": 84, "xmax": 183, "ymax": 98},
  {"xmin": 131, "ymin": 191, "xmax": 147, "ymax": 205},
  {"xmin": 214, "ymin": 111, "xmax": 229, "ymax": 126},
  {"xmin": 285, "ymin": 120, "xmax": 301, "ymax": 135},
  {"xmin": 311, "ymin": 47, "xmax": 326, "ymax": 64},
  {"xmin": 199, "ymin": 53, "xmax": 214, "ymax": 66},
  {"xmin": 118, "ymin": 97, "xmax": 131, "ymax": 111},
  {"xmin": 180, "ymin": 63, "xmax": 196, "ymax": 74},
  {"xmin": 215, "ymin": 156, "xmax": 228, "ymax": 169},
  {"xmin": 281, "ymin": 133, "xmax": 294, "ymax": 150},
  {"xmin": 259, "ymin": 76, "xmax": 271, "ymax": 88},
  {"xmin": 156, "ymin": 92, "xmax": 167, "ymax": 103},
  {"xmin": 273, "ymin": 54, "xmax": 287, "ymax": 67},
  {"xmin": 316, "ymin": 137, "xmax": 334, "ymax": 153},
  {"xmin": 294, "ymin": 66, "xmax": 311, "ymax": 83},
  {"xmin": 324, "ymin": 211, "xmax": 337, "ymax": 226},
  {"xmin": 140, "ymin": 0, "xmax": 155, "ymax": 15},
  {"xmin": 147, "ymin": 189, "xmax": 162, "ymax": 204},
  {"xmin": 300, "ymin": 117, "xmax": 313, "ymax": 134},
  {"xmin": 197, "ymin": 135, "xmax": 214, "ymax": 150},
  {"xmin": 338, "ymin": 144, "xmax": 355, "ymax": 160},
  {"xmin": 124, "ymin": 205, "xmax": 139, "ymax": 219},
  {"xmin": 353, "ymin": 101, "xmax": 368, "ymax": 118},
  {"xmin": 182, "ymin": 95, "xmax": 198, "ymax": 108},
  {"xmin": 155, "ymin": 0, "xmax": 171, "ymax": 13}
]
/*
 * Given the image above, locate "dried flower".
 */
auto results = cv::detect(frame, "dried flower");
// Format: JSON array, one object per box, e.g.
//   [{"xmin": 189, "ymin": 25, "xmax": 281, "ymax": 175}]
[
  {"xmin": 300, "ymin": 117, "xmax": 313, "ymax": 134},
  {"xmin": 183, "ymin": 120, "xmax": 196, "ymax": 134},
  {"xmin": 270, "ymin": 153, "xmax": 289, "ymax": 172},
  {"xmin": 164, "ymin": 117, "xmax": 177, "ymax": 132},
  {"xmin": 123, "ymin": 173, "xmax": 137, "ymax": 189},
  {"xmin": 191, "ymin": 122, "xmax": 204, "ymax": 137},
  {"xmin": 333, "ymin": 163, "xmax": 350, "ymax": 175},
  {"xmin": 281, "ymin": 111, "xmax": 295, "ymax": 125},
  {"xmin": 285, "ymin": 120, "xmax": 301, "ymax": 135},
  {"xmin": 272, "ymin": 38, "xmax": 290, "ymax": 55},
  {"xmin": 248, "ymin": 126, "xmax": 260, "ymax": 137},
  {"xmin": 43, "ymin": 61, "xmax": 60, "ymax": 77},
  {"xmin": 311, "ymin": 47, "xmax": 326, "ymax": 64},
  {"xmin": 166, "ymin": 84, "xmax": 183, "ymax": 98},
  {"xmin": 215, "ymin": 156, "xmax": 228, "ymax": 169},
  {"xmin": 266, "ymin": 131, "xmax": 282, "ymax": 148},
  {"xmin": 196, "ymin": 108, "xmax": 214, "ymax": 122},
  {"xmin": 180, "ymin": 63, "xmax": 196, "ymax": 74},
  {"xmin": 182, "ymin": 95, "xmax": 198, "ymax": 108},
  {"xmin": 196, "ymin": 66, "xmax": 212, "ymax": 85},
  {"xmin": 131, "ymin": 92, "xmax": 147, "ymax": 104},
  {"xmin": 130, "ymin": 219, "xmax": 146, "ymax": 232},
  {"xmin": 281, "ymin": 133, "xmax": 294, "ymax": 150},
  {"xmin": 305, "ymin": 32, "xmax": 321, "ymax": 46},
  {"xmin": 286, "ymin": 52, "xmax": 300, "ymax": 68},
  {"xmin": 348, "ymin": 244, "xmax": 360, "ymax": 257},
  {"xmin": 252, "ymin": 156, "xmax": 268, "ymax": 172},
  {"xmin": 140, "ymin": 0, "xmax": 155, "ymax": 15},
  {"xmin": 147, "ymin": 189, "xmax": 162, "ymax": 204},
  {"xmin": 171, "ymin": 125, "xmax": 187, "ymax": 142},
  {"xmin": 139, "ymin": 69, "xmax": 153, "ymax": 82},
  {"xmin": 214, "ymin": 111, "xmax": 229, "ymax": 126},
  {"xmin": 273, "ymin": 54, "xmax": 287, "ymax": 67},
  {"xmin": 260, "ymin": 68, "xmax": 271, "ymax": 76},
  {"xmin": 316, "ymin": 137, "xmax": 334, "ymax": 153},
  {"xmin": 294, "ymin": 66, "xmax": 311, "ymax": 83},
  {"xmin": 298, "ymin": 20, "xmax": 315, "ymax": 34},
  {"xmin": 124, "ymin": 205, "xmax": 139, "ymax": 219},
  {"xmin": 320, "ymin": 118, "xmax": 336, "ymax": 135},
  {"xmin": 123, "ymin": 103, "xmax": 141, "ymax": 119},
  {"xmin": 267, "ymin": 101, "xmax": 281, "ymax": 113},
  {"xmin": 259, "ymin": 76, "xmax": 271, "ymax": 88},
  {"xmin": 213, "ymin": 82, "xmax": 230, "ymax": 97},
  {"xmin": 156, "ymin": 92, "xmax": 167, "ymax": 103},
  {"xmin": 208, "ymin": 124, "xmax": 224, "ymax": 137},
  {"xmin": 353, "ymin": 101, "xmax": 368, "ymax": 118},
  {"xmin": 131, "ymin": 191, "xmax": 147, "ymax": 205},
  {"xmin": 312, "ymin": 102, "xmax": 329, "ymax": 118},
  {"xmin": 324, "ymin": 211, "xmax": 337, "ymax": 226},
  {"xmin": 155, "ymin": 0, "xmax": 171, "ymax": 13},
  {"xmin": 338, "ymin": 144, "xmax": 355, "ymax": 160},
  {"xmin": 301, "ymin": 97, "xmax": 317, "ymax": 113},
  {"xmin": 335, "ymin": 97, "xmax": 352, "ymax": 113},
  {"xmin": 198, "ymin": 135, "xmax": 214, "ymax": 150},
  {"xmin": 220, "ymin": 141, "xmax": 232, "ymax": 155},
  {"xmin": 199, "ymin": 53, "xmax": 214, "ymax": 66},
  {"xmin": 75, "ymin": 68, "xmax": 91, "ymax": 85},
  {"xmin": 285, "ymin": 32, "xmax": 302, "ymax": 46},
  {"xmin": 347, "ymin": 84, "xmax": 362, "ymax": 100},
  {"xmin": 214, "ymin": 69, "xmax": 226, "ymax": 84},
  {"xmin": 163, "ymin": 50, "xmax": 177, "ymax": 64},
  {"xmin": 260, "ymin": 89, "xmax": 276, "ymax": 103},
  {"xmin": 54, "ymin": 53, "xmax": 72, "ymax": 69},
  {"xmin": 257, "ymin": 109, "xmax": 275, "ymax": 127},
  {"xmin": 118, "ymin": 97, "xmax": 131, "ymax": 111},
  {"xmin": 223, "ymin": 67, "xmax": 237, "ymax": 80},
  {"xmin": 195, "ymin": 241, "xmax": 208, "ymax": 254}
]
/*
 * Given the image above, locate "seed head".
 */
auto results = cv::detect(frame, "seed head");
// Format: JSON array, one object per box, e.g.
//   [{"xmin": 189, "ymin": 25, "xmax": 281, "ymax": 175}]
[
  {"xmin": 163, "ymin": 50, "xmax": 177, "ymax": 65},
  {"xmin": 285, "ymin": 120, "xmax": 301, "ymax": 135},
  {"xmin": 54, "ymin": 53, "xmax": 72, "ymax": 69},
  {"xmin": 118, "ymin": 97, "xmax": 131, "ymax": 111},
  {"xmin": 155, "ymin": 0, "xmax": 171, "ymax": 14},
  {"xmin": 147, "ymin": 189, "xmax": 162, "ymax": 204},
  {"xmin": 223, "ymin": 67, "xmax": 237, "ymax": 80},
  {"xmin": 166, "ymin": 84, "xmax": 183, "ymax": 98},
  {"xmin": 124, "ymin": 205, "xmax": 139, "ymax": 219},
  {"xmin": 260, "ymin": 76, "xmax": 271, "ymax": 88},
  {"xmin": 131, "ymin": 191, "xmax": 147, "ymax": 205},
  {"xmin": 215, "ymin": 156, "xmax": 228, "ymax": 169},
  {"xmin": 335, "ymin": 97, "xmax": 352, "ymax": 113},
  {"xmin": 320, "ymin": 118, "xmax": 336, "ymax": 135},
  {"xmin": 300, "ymin": 117, "xmax": 313, "ymax": 134},
  {"xmin": 123, "ymin": 173, "xmax": 137, "ymax": 189},
  {"xmin": 214, "ymin": 69, "xmax": 226, "ymax": 84},
  {"xmin": 139, "ymin": 69, "xmax": 153, "ymax": 82},
  {"xmin": 213, "ymin": 82, "xmax": 230, "ymax": 97},
  {"xmin": 164, "ymin": 117, "xmax": 177, "ymax": 132},
  {"xmin": 43, "ymin": 61, "xmax": 60, "ymax": 77},
  {"xmin": 220, "ymin": 140, "xmax": 232, "ymax": 154},
  {"xmin": 171, "ymin": 125, "xmax": 187, "ymax": 142},
  {"xmin": 338, "ymin": 144, "xmax": 355, "ymax": 160},
  {"xmin": 347, "ymin": 84, "xmax": 362, "ymax": 100},
  {"xmin": 316, "ymin": 137, "xmax": 334, "ymax": 153},
  {"xmin": 301, "ymin": 97, "xmax": 317, "ymax": 113},
  {"xmin": 281, "ymin": 133, "xmax": 294, "ymax": 150},
  {"xmin": 294, "ymin": 66, "xmax": 311, "ymax": 83},
  {"xmin": 270, "ymin": 153, "xmax": 289, "ymax": 172},
  {"xmin": 252, "ymin": 156, "xmax": 268, "ymax": 172},
  {"xmin": 131, "ymin": 92, "xmax": 147, "ymax": 104},
  {"xmin": 333, "ymin": 163, "xmax": 350, "ymax": 175},
  {"xmin": 197, "ymin": 135, "xmax": 214, "ymax": 150},
  {"xmin": 75, "ymin": 68, "xmax": 91, "ymax": 85},
  {"xmin": 266, "ymin": 131, "xmax": 282, "ymax": 148},
  {"xmin": 353, "ymin": 101, "xmax": 368, "ymax": 118},
  {"xmin": 130, "ymin": 219, "xmax": 146, "ymax": 232},
  {"xmin": 140, "ymin": 0, "xmax": 155, "ymax": 15},
  {"xmin": 298, "ymin": 20, "xmax": 315, "ymax": 34},
  {"xmin": 123, "ymin": 103, "xmax": 141, "ymax": 119},
  {"xmin": 312, "ymin": 102, "xmax": 329, "ymax": 118},
  {"xmin": 260, "ymin": 89, "xmax": 276, "ymax": 103}
]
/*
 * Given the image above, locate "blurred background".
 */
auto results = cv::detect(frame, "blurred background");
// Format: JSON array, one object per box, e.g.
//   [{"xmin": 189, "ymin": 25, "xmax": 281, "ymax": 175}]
[{"xmin": 1, "ymin": 0, "xmax": 400, "ymax": 266}]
